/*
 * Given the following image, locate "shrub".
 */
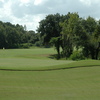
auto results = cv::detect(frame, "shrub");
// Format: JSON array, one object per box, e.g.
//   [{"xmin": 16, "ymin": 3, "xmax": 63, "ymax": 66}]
[
  {"xmin": 69, "ymin": 50, "xmax": 85, "ymax": 60},
  {"xmin": 34, "ymin": 41, "xmax": 42, "ymax": 47}
]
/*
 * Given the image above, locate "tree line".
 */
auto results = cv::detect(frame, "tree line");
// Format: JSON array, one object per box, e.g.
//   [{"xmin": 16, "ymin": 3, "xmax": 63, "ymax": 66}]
[
  {"xmin": 0, "ymin": 21, "xmax": 39, "ymax": 49},
  {"xmin": 37, "ymin": 13, "xmax": 100, "ymax": 60},
  {"xmin": 0, "ymin": 12, "xmax": 100, "ymax": 60}
]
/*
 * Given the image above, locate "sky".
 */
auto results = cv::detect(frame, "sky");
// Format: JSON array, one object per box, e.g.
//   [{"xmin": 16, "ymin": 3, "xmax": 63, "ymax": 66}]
[{"xmin": 0, "ymin": 0, "xmax": 100, "ymax": 31}]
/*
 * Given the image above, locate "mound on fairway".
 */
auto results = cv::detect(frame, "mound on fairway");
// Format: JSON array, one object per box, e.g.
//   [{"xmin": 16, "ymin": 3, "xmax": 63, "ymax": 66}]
[
  {"xmin": 0, "ymin": 48, "xmax": 73, "ymax": 71},
  {"xmin": 0, "ymin": 48, "xmax": 100, "ymax": 71}
]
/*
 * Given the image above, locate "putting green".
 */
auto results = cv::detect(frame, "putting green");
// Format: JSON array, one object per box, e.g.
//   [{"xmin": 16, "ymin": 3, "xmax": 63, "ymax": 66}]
[
  {"xmin": 0, "ymin": 48, "xmax": 100, "ymax": 71},
  {"xmin": 0, "ymin": 58, "xmax": 74, "ymax": 70}
]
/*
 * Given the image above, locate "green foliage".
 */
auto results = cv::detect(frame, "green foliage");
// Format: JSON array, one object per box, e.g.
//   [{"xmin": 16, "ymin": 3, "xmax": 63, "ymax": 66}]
[
  {"xmin": 20, "ymin": 43, "xmax": 32, "ymax": 48},
  {"xmin": 59, "ymin": 13, "xmax": 100, "ymax": 60},
  {"xmin": 37, "ymin": 13, "xmax": 62, "ymax": 43},
  {"xmin": 0, "ymin": 12, "xmax": 100, "ymax": 60},
  {"xmin": 50, "ymin": 37, "xmax": 62, "ymax": 59},
  {"xmin": 37, "ymin": 12, "xmax": 100, "ymax": 60},
  {"xmin": 34, "ymin": 41, "xmax": 42, "ymax": 47},
  {"xmin": 0, "ymin": 21, "xmax": 39, "ymax": 49},
  {"xmin": 60, "ymin": 12, "xmax": 79, "ymax": 58},
  {"xmin": 69, "ymin": 50, "xmax": 85, "ymax": 61},
  {"xmin": 37, "ymin": 13, "xmax": 63, "ymax": 55}
]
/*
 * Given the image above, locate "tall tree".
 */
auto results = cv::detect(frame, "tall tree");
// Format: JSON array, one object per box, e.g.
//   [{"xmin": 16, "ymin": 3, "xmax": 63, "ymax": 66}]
[
  {"xmin": 0, "ymin": 24, "xmax": 6, "ymax": 49},
  {"xmin": 80, "ymin": 17, "xmax": 99, "ymax": 59},
  {"xmin": 93, "ymin": 20, "xmax": 100, "ymax": 59},
  {"xmin": 60, "ymin": 12, "xmax": 80, "ymax": 58},
  {"xmin": 60, "ymin": 13, "xmax": 100, "ymax": 60},
  {"xmin": 37, "ymin": 13, "xmax": 63, "ymax": 57}
]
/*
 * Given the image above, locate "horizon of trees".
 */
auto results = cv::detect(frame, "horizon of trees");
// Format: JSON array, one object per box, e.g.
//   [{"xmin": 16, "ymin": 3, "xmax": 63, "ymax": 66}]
[
  {"xmin": 0, "ymin": 21, "xmax": 40, "ymax": 49},
  {"xmin": 0, "ymin": 12, "xmax": 100, "ymax": 60}
]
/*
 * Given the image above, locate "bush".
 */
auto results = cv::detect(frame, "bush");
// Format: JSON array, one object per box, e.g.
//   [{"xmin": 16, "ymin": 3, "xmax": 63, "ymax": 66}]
[
  {"xmin": 20, "ymin": 43, "xmax": 34, "ymax": 49},
  {"xmin": 34, "ymin": 41, "xmax": 41, "ymax": 47},
  {"xmin": 69, "ymin": 50, "xmax": 85, "ymax": 60}
]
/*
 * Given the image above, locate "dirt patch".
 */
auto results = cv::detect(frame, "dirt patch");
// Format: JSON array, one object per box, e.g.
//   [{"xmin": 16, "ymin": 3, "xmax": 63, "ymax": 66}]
[{"xmin": 17, "ymin": 54, "xmax": 53, "ymax": 59}]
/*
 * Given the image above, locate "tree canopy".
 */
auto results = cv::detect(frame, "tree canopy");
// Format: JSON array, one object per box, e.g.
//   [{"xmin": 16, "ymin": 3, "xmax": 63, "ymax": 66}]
[
  {"xmin": 0, "ymin": 12, "xmax": 100, "ymax": 60},
  {"xmin": 38, "ymin": 12, "xmax": 100, "ymax": 60},
  {"xmin": 0, "ymin": 21, "xmax": 39, "ymax": 49}
]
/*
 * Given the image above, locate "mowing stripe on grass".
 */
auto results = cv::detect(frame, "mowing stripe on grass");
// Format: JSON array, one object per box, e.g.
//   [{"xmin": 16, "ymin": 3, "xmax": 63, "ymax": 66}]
[{"xmin": 0, "ymin": 60, "xmax": 100, "ymax": 71}]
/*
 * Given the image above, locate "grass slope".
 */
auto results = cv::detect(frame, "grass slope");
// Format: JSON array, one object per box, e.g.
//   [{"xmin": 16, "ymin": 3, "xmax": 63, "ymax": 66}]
[
  {"xmin": 0, "ymin": 48, "xmax": 74, "ymax": 71},
  {"xmin": 0, "ymin": 48, "xmax": 100, "ymax": 71}
]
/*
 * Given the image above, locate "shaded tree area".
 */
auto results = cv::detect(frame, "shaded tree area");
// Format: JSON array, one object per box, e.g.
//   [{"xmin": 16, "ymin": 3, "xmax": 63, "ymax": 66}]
[
  {"xmin": 37, "ymin": 13, "xmax": 69, "ymax": 58},
  {"xmin": 0, "ymin": 21, "xmax": 39, "ymax": 49},
  {"xmin": 38, "ymin": 13, "xmax": 100, "ymax": 60}
]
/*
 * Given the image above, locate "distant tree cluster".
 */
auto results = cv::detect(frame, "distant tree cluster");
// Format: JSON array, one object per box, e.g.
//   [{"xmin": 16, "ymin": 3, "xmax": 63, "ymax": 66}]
[
  {"xmin": 0, "ymin": 21, "xmax": 39, "ymax": 49},
  {"xmin": 37, "ymin": 13, "xmax": 100, "ymax": 60}
]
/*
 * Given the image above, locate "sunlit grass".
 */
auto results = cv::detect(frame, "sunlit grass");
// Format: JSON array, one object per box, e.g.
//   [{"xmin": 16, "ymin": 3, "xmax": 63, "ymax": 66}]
[
  {"xmin": 0, "ymin": 48, "xmax": 100, "ymax": 100},
  {"xmin": 0, "ymin": 58, "xmax": 73, "ymax": 70},
  {"xmin": 0, "ymin": 48, "xmax": 56, "ymax": 59},
  {"xmin": 0, "ymin": 48, "xmax": 100, "ymax": 71},
  {"xmin": 0, "ymin": 66, "xmax": 100, "ymax": 100}
]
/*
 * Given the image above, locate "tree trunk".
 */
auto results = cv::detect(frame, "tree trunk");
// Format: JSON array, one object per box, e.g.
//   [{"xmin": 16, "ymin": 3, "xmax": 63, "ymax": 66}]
[
  {"xmin": 95, "ymin": 49, "xmax": 99, "ymax": 60},
  {"xmin": 95, "ymin": 42, "xmax": 100, "ymax": 60},
  {"xmin": 56, "ymin": 37, "xmax": 61, "ymax": 59},
  {"xmin": 91, "ymin": 50, "xmax": 95, "ymax": 59}
]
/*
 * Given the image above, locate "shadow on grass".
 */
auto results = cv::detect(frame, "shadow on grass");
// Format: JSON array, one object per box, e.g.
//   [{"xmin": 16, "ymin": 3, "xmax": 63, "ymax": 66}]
[
  {"xmin": 48, "ymin": 54, "xmax": 61, "ymax": 60},
  {"xmin": 0, "ymin": 65, "xmax": 100, "ymax": 72},
  {"xmin": 48, "ymin": 54, "xmax": 57, "ymax": 59}
]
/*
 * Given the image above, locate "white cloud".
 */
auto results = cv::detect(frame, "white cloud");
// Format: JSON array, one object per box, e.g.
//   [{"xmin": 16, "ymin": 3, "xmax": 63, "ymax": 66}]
[
  {"xmin": 20, "ymin": 0, "xmax": 30, "ymax": 4},
  {"xmin": 34, "ymin": 0, "xmax": 42, "ymax": 5},
  {"xmin": 0, "ymin": 0, "xmax": 4, "ymax": 2},
  {"xmin": 0, "ymin": 0, "xmax": 100, "ymax": 31},
  {"xmin": 79, "ymin": 0, "xmax": 100, "ymax": 6},
  {"xmin": 0, "ymin": 0, "xmax": 12, "ymax": 21},
  {"xmin": 80, "ymin": 0, "xmax": 91, "ymax": 6},
  {"xmin": 34, "ymin": 0, "xmax": 48, "ymax": 5}
]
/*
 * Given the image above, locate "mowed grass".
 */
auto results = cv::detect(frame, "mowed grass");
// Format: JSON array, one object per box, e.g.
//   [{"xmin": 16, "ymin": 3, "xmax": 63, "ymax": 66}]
[
  {"xmin": 0, "ymin": 48, "xmax": 100, "ymax": 100},
  {"xmin": 0, "ymin": 48, "xmax": 56, "ymax": 59},
  {"xmin": 0, "ymin": 48, "xmax": 74, "ymax": 70},
  {"xmin": 0, "ymin": 66, "xmax": 100, "ymax": 100},
  {"xmin": 0, "ymin": 48, "xmax": 100, "ymax": 71}
]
